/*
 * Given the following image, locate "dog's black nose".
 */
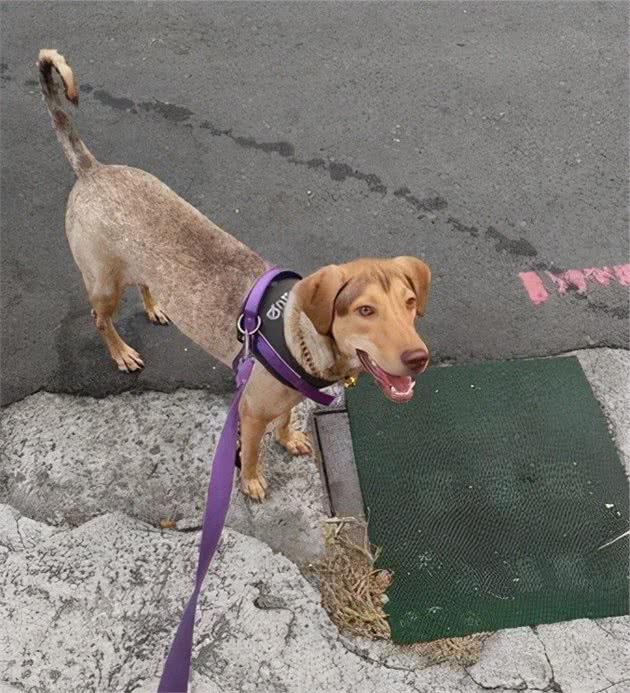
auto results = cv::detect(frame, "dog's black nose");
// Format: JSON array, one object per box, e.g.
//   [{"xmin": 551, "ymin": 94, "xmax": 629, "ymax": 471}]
[{"xmin": 401, "ymin": 349, "xmax": 429, "ymax": 374}]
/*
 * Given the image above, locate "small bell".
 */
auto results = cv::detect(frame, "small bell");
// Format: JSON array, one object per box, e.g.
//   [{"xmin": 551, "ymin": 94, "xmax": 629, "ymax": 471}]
[{"xmin": 344, "ymin": 374, "xmax": 358, "ymax": 389}]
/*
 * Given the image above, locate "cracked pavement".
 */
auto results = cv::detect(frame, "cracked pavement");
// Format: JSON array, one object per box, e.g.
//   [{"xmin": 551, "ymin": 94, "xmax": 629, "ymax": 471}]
[
  {"xmin": 1, "ymin": 349, "xmax": 629, "ymax": 692},
  {"xmin": 1, "ymin": 2, "xmax": 629, "ymax": 692}
]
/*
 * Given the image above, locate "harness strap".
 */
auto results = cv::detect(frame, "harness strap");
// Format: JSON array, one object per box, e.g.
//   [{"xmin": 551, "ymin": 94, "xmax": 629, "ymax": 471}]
[
  {"xmin": 241, "ymin": 266, "xmax": 287, "ymax": 333},
  {"xmin": 238, "ymin": 267, "xmax": 336, "ymax": 406},
  {"xmin": 250, "ymin": 274, "xmax": 334, "ymax": 391},
  {"xmin": 255, "ymin": 333, "xmax": 335, "ymax": 405}
]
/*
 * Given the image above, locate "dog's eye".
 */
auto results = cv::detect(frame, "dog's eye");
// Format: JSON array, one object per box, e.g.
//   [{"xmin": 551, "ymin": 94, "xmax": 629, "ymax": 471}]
[
  {"xmin": 406, "ymin": 297, "xmax": 416, "ymax": 309},
  {"xmin": 357, "ymin": 305, "xmax": 375, "ymax": 317}
]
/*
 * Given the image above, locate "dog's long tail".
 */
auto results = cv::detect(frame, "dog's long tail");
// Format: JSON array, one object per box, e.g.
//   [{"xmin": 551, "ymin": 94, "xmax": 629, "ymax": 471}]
[{"xmin": 38, "ymin": 49, "xmax": 98, "ymax": 176}]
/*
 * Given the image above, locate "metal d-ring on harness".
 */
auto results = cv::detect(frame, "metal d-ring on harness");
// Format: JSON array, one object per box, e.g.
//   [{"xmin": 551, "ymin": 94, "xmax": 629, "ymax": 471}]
[
  {"xmin": 236, "ymin": 313, "xmax": 261, "ymax": 361},
  {"xmin": 158, "ymin": 267, "xmax": 336, "ymax": 693}
]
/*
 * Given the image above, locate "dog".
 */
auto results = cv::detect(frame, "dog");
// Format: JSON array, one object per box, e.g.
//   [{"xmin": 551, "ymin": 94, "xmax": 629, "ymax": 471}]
[{"xmin": 38, "ymin": 49, "xmax": 431, "ymax": 501}]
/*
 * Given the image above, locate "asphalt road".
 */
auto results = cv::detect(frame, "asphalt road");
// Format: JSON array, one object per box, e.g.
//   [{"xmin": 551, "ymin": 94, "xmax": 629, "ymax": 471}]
[{"xmin": 1, "ymin": 1, "xmax": 628, "ymax": 405}]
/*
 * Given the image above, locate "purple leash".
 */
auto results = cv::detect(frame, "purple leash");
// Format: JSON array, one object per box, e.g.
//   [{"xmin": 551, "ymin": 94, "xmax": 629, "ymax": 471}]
[
  {"xmin": 157, "ymin": 357, "xmax": 252, "ymax": 693},
  {"xmin": 158, "ymin": 268, "xmax": 334, "ymax": 692}
]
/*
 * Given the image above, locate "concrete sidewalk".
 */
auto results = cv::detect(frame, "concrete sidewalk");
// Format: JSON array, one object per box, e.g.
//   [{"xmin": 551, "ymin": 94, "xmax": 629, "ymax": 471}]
[{"xmin": 1, "ymin": 348, "xmax": 629, "ymax": 693}]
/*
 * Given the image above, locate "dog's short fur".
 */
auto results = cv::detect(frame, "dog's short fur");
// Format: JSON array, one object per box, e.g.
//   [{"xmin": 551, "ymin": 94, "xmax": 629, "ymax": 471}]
[{"xmin": 39, "ymin": 49, "xmax": 431, "ymax": 500}]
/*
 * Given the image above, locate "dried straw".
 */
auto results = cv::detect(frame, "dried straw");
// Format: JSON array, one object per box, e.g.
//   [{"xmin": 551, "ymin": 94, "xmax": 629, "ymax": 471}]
[
  {"xmin": 312, "ymin": 516, "xmax": 488, "ymax": 665},
  {"xmin": 404, "ymin": 632, "xmax": 489, "ymax": 666},
  {"xmin": 312, "ymin": 517, "xmax": 391, "ymax": 640}
]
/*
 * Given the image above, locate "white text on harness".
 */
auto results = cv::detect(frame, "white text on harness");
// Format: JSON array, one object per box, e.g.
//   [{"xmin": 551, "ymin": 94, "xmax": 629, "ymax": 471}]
[{"xmin": 266, "ymin": 291, "xmax": 290, "ymax": 320}]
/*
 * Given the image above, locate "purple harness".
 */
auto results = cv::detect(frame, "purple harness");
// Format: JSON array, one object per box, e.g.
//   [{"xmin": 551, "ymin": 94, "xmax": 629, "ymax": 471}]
[{"xmin": 158, "ymin": 268, "xmax": 335, "ymax": 692}]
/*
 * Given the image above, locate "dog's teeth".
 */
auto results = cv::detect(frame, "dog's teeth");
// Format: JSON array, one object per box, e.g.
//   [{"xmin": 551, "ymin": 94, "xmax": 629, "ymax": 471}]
[{"xmin": 410, "ymin": 381, "xmax": 416, "ymax": 390}]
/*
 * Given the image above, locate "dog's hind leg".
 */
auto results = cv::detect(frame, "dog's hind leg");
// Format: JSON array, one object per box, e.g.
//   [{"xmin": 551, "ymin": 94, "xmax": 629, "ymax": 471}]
[
  {"xmin": 274, "ymin": 409, "xmax": 312, "ymax": 456},
  {"xmin": 89, "ymin": 274, "xmax": 144, "ymax": 372},
  {"xmin": 139, "ymin": 285, "xmax": 169, "ymax": 325}
]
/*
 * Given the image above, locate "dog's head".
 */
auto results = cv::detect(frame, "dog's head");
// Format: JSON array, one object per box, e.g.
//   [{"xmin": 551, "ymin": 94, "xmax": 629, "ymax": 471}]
[{"xmin": 293, "ymin": 257, "xmax": 431, "ymax": 402}]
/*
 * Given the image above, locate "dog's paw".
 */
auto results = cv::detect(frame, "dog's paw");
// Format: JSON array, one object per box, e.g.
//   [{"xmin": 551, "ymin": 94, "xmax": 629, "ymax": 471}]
[
  {"xmin": 146, "ymin": 305, "xmax": 170, "ymax": 325},
  {"xmin": 240, "ymin": 474, "xmax": 268, "ymax": 502},
  {"xmin": 277, "ymin": 430, "xmax": 312, "ymax": 456},
  {"xmin": 114, "ymin": 344, "xmax": 144, "ymax": 372}
]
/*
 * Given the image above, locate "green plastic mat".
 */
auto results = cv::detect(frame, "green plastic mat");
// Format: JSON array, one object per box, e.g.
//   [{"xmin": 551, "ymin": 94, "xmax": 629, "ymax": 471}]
[{"xmin": 345, "ymin": 357, "xmax": 629, "ymax": 643}]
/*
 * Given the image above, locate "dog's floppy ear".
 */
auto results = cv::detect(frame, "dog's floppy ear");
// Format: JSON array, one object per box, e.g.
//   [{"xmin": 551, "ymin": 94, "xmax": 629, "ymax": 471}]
[
  {"xmin": 293, "ymin": 265, "xmax": 347, "ymax": 334},
  {"xmin": 394, "ymin": 256, "xmax": 431, "ymax": 316}
]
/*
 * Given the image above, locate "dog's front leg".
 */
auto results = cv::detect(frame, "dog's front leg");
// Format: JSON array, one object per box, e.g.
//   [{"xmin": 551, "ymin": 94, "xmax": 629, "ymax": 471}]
[
  {"xmin": 237, "ymin": 365, "xmax": 303, "ymax": 501},
  {"xmin": 274, "ymin": 410, "xmax": 312, "ymax": 456},
  {"xmin": 238, "ymin": 400, "xmax": 270, "ymax": 501}
]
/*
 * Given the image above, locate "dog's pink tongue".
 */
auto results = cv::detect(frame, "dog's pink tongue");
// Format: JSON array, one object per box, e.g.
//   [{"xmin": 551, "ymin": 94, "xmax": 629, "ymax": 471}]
[{"xmin": 381, "ymin": 373, "xmax": 412, "ymax": 391}]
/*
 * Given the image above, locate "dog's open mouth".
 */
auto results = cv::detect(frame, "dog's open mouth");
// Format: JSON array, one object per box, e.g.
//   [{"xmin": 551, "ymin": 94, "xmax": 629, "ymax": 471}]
[{"xmin": 356, "ymin": 350, "xmax": 415, "ymax": 403}]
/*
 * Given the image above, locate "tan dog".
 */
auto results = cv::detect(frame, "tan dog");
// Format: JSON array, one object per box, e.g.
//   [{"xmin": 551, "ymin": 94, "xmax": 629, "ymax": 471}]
[{"xmin": 38, "ymin": 49, "xmax": 431, "ymax": 500}]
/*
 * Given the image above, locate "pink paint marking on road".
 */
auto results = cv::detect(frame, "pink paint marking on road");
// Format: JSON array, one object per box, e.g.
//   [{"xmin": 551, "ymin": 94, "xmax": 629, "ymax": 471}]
[
  {"xmin": 545, "ymin": 271, "xmax": 569, "ymax": 294},
  {"xmin": 519, "ymin": 272, "xmax": 549, "ymax": 304},
  {"xmin": 583, "ymin": 267, "xmax": 615, "ymax": 285},
  {"xmin": 562, "ymin": 269, "xmax": 587, "ymax": 294},
  {"xmin": 520, "ymin": 262, "xmax": 630, "ymax": 304},
  {"xmin": 613, "ymin": 263, "xmax": 630, "ymax": 286}
]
